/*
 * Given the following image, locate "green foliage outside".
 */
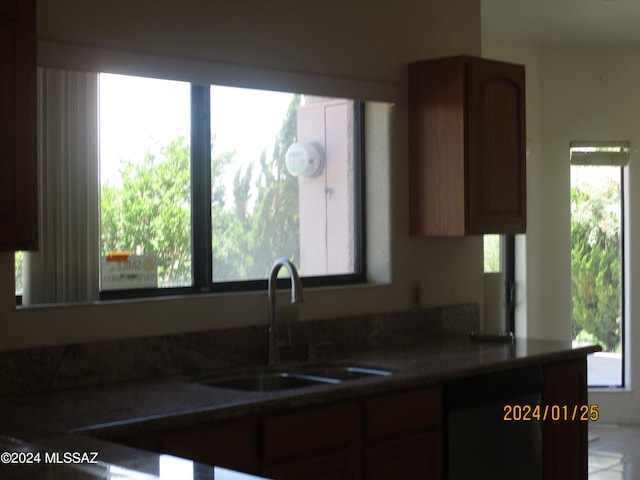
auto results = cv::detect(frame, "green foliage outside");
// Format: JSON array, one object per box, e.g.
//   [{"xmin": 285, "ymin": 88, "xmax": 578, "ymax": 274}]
[
  {"xmin": 14, "ymin": 251, "xmax": 23, "ymax": 294},
  {"xmin": 571, "ymin": 174, "xmax": 622, "ymax": 352},
  {"xmin": 483, "ymin": 235, "xmax": 500, "ymax": 273},
  {"xmin": 212, "ymin": 95, "xmax": 300, "ymax": 281},
  {"xmin": 101, "ymin": 137, "xmax": 193, "ymax": 286},
  {"xmin": 100, "ymin": 94, "xmax": 301, "ymax": 287}
]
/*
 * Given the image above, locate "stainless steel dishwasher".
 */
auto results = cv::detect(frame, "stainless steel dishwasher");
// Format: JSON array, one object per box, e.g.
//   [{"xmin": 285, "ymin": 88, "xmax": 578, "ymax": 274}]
[{"xmin": 444, "ymin": 366, "xmax": 543, "ymax": 480}]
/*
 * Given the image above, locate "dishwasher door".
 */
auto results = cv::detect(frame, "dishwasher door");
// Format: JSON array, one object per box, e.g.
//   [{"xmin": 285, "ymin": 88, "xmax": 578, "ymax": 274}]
[{"xmin": 445, "ymin": 366, "xmax": 543, "ymax": 480}]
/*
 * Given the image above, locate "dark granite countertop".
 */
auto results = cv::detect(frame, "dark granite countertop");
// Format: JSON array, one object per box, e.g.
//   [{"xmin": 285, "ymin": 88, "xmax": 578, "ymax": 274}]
[
  {"xmin": 0, "ymin": 307, "xmax": 601, "ymax": 479},
  {"xmin": 0, "ymin": 337, "xmax": 600, "ymax": 440}
]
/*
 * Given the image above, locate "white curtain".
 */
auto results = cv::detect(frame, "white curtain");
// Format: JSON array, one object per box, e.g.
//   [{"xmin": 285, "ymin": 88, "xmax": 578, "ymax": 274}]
[{"xmin": 23, "ymin": 68, "xmax": 100, "ymax": 305}]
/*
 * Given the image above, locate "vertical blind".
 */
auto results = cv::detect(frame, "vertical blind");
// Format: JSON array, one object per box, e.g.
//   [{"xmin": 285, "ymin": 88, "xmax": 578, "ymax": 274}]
[{"xmin": 22, "ymin": 68, "xmax": 100, "ymax": 305}]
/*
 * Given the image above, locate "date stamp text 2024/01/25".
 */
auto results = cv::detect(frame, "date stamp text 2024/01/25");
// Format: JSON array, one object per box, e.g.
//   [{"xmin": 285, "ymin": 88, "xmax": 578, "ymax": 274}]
[{"xmin": 504, "ymin": 404, "xmax": 600, "ymax": 422}]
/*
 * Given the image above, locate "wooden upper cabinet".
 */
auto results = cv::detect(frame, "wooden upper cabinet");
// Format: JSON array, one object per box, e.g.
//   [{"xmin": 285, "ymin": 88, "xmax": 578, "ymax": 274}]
[
  {"xmin": 409, "ymin": 55, "xmax": 526, "ymax": 236},
  {"xmin": 0, "ymin": 0, "xmax": 37, "ymax": 251}
]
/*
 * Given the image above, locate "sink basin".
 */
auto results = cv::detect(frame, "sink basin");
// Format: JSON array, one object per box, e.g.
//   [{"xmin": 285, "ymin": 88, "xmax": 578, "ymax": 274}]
[
  {"xmin": 199, "ymin": 372, "xmax": 340, "ymax": 392},
  {"xmin": 299, "ymin": 365, "xmax": 393, "ymax": 380}
]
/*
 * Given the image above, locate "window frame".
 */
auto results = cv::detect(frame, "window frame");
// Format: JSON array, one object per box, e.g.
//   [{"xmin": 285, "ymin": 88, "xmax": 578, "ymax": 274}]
[
  {"xmin": 98, "ymin": 84, "xmax": 367, "ymax": 301},
  {"xmin": 569, "ymin": 141, "xmax": 627, "ymax": 388}
]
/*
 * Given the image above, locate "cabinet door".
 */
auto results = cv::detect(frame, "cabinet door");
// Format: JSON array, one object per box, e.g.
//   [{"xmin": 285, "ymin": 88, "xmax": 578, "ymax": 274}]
[
  {"xmin": 365, "ymin": 387, "xmax": 443, "ymax": 480},
  {"xmin": 161, "ymin": 419, "xmax": 258, "ymax": 473},
  {"xmin": 408, "ymin": 56, "xmax": 467, "ymax": 236},
  {"xmin": 365, "ymin": 387, "xmax": 442, "ymax": 439},
  {"xmin": 542, "ymin": 359, "xmax": 588, "ymax": 480},
  {"xmin": 262, "ymin": 401, "xmax": 360, "ymax": 480},
  {"xmin": 0, "ymin": 0, "xmax": 37, "ymax": 250},
  {"xmin": 408, "ymin": 55, "xmax": 526, "ymax": 236},
  {"xmin": 366, "ymin": 432, "xmax": 442, "ymax": 480},
  {"xmin": 263, "ymin": 450, "xmax": 356, "ymax": 480},
  {"xmin": 466, "ymin": 57, "xmax": 526, "ymax": 234}
]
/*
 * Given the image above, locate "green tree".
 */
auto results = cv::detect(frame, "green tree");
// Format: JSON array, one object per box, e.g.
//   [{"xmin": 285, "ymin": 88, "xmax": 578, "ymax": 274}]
[
  {"xmin": 571, "ymin": 176, "xmax": 621, "ymax": 352},
  {"xmin": 247, "ymin": 94, "xmax": 301, "ymax": 276},
  {"xmin": 102, "ymin": 94, "xmax": 302, "ymax": 285},
  {"xmin": 212, "ymin": 94, "xmax": 301, "ymax": 280},
  {"xmin": 483, "ymin": 235, "xmax": 500, "ymax": 272},
  {"xmin": 101, "ymin": 137, "xmax": 192, "ymax": 287},
  {"xmin": 14, "ymin": 251, "xmax": 23, "ymax": 294}
]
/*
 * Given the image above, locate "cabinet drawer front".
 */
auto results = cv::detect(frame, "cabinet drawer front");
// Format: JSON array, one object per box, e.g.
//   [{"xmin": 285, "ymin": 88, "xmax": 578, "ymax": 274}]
[
  {"xmin": 262, "ymin": 401, "xmax": 360, "ymax": 461},
  {"xmin": 161, "ymin": 419, "xmax": 257, "ymax": 470},
  {"xmin": 366, "ymin": 387, "xmax": 442, "ymax": 439},
  {"xmin": 365, "ymin": 431, "xmax": 443, "ymax": 480},
  {"xmin": 264, "ymin": 450, "xmax": 358, "ymax": 480}
]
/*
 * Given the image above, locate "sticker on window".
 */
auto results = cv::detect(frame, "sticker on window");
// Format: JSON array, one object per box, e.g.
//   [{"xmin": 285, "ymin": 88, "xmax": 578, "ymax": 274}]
[{"xmin": 101, "ymin": 254, "xmax": 158, "ymax": 290}]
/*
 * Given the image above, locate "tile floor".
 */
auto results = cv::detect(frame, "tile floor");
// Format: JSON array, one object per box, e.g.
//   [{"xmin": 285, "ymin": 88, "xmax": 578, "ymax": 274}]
[{"xmin": 589, "ymin": 423, "xmax": 640, "ymax": 479}]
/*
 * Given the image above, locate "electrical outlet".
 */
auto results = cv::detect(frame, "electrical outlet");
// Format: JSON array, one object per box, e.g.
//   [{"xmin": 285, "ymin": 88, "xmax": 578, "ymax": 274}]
[
  {"xmin": 410, "ymin": 281, "xmax": 422, "ymax": 310},
  {"xmin": 277, "ymin": 305, "xmax": 299, "ymax": 323}
]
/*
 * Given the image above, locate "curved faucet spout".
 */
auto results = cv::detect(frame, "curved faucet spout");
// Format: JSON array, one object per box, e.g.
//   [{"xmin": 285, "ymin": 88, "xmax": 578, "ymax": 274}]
[{"xmin": 268, "ymin": 258, "xmax": 305, "ymax": 367}]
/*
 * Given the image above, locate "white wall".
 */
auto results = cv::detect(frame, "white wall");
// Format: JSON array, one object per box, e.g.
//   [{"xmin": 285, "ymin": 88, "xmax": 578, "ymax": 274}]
[
  {"xmin": 483, "ymin": 38, "xmax": 640, "ymax": 422},
  {"xmin": 0, "ymin": 0, "xmax": 485, "ymax": 350},
  {"xmin": 540, "ymin": 48, "xmax": 640, "ymax": 423}
]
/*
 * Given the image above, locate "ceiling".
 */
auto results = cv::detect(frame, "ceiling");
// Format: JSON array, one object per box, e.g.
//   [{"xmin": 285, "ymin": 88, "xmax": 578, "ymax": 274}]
[{"xmin": 481, "ymin": 0, "xmax": 640, "ymax": 47}]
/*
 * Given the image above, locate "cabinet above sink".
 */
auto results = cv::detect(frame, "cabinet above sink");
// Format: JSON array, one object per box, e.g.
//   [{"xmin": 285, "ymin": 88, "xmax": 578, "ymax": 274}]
[{"xmin": 408, "ymin": 55, "xmax": 527, "ymax": 236}]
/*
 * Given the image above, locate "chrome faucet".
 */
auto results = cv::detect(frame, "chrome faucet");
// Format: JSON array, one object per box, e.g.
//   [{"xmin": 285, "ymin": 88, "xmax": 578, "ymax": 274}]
[{"xmin": 268, "ymin": 258, "xmax": 305, "ymax": 367}]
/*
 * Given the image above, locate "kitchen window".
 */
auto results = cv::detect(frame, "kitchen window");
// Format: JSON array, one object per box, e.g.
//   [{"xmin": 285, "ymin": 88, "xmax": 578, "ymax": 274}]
[{"xmin": 16, "ymin": 70, "xmax": 365, "ymax": 304}]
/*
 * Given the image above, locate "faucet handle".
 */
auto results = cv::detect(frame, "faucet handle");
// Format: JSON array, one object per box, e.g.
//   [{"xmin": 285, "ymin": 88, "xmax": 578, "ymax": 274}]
[{"xmin": 307, "ymin": 341, "xmax": 333, "ymax": 362}]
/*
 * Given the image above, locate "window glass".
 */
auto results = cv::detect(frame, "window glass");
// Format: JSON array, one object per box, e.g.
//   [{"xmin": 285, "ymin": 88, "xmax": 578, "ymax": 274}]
[
  {"xmin": 16, "ymin": 71, "xmax": 364, "ymax": 301},
  {"xmin": 210, "ymin": 86, "xmax": 358, "ymax": 282},
  {"xmin": 15, "ymin": 252, "xmax": 23, "ymax": 296},
  {"xmin": 571, "ymin": 163, "xmax": 624, "ymax": 387},
  {"xmin": 483, "ymin": 234, "xmax": 500, "ymax": 273},
  {"xmin": 99, "ymin": 74, "xmax": 192, "ymax": 289}
]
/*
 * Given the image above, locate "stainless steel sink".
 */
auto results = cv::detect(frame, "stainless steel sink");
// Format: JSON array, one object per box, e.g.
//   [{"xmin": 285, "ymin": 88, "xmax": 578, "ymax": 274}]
[
  {"xmin": 197, "ymin": 364, "xmax": 393, "ymax": 392},
  {"xmin": 199, "ymin": 372, "xmax": 340, "ymax": 392},
  {"xmin": 298, "ymin": 365, "xmax": 393, "ymax": 380}
]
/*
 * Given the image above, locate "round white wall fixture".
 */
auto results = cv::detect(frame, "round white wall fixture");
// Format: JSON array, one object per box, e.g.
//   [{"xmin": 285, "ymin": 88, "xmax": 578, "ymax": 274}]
[{"xmin": 285, "ymin": 142, "xmax": 325, "ymax": 177}]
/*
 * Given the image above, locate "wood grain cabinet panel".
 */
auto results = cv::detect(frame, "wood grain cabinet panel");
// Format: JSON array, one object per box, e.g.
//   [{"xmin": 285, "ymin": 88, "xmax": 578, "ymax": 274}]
[
  {"xmin": 161, "ymin": 419, "xmax": 258, "ymax": 473},
  {"xmin": 365, "ymin": 431, "xmax": 442, "ymax": 480},
  {"xmin": 409, "ymin": 55, "xmax": 526, "ymax": 236},
  {"xmin": 542, "ymin": 359, "xmax": 588, "ymax": 480},
  {"xmin": 365, "ymin": 387, "xmax": 443, "ymax": 480},
  {"xmin": 365, "ymin": 386, "xmax": 441, "ymax": 439},
  {"xmin": 0, "ymin": 0, "xmax": 37, "ymax": 251},
  {"xmin": 263, "ymin": 450, "xmax": 357, "ymax": 480},
  {"xmin": 113, "ymin": 362, "xmax": 590, "ymax": 480},
  {"xmin": 262, "ymin": 401, "xmax": 361, "ymax": 480}
]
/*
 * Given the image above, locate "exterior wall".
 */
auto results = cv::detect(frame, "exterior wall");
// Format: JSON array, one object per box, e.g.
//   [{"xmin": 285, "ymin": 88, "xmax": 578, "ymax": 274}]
[{"xmin": 296, "ymin": 98, "xmax": 355, "ymax": 276}]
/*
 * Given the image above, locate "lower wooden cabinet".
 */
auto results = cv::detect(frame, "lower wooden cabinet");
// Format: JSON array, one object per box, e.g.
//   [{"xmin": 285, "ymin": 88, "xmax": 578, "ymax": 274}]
[
  {"xmin": 114, "ymin": 360, "xmax": 589, "ymax": 480},
  {"xmin": 161, "ymin": 418, "xmax": 258, "ymax": 473},
  {"xmin": 542, "ymin": 359, "xmax": 588, "ymax": 480},
  {"xmin": 264, "ymin": 450, "xmax": 357, "ymax": 480},
  {"xmin": 262, "ymin": 401, "xmax": 361, "ymax": 480},
  {"xmin": 365, "ymin": 387, "xmax": 443, "ymax": 480},
  {"xmin": 116, "ymin": 390, "xmax": 442, "ymax": 480},
  {"xmin": 366, "ymin": 431, "xmax": 442, "ymax": 480}
]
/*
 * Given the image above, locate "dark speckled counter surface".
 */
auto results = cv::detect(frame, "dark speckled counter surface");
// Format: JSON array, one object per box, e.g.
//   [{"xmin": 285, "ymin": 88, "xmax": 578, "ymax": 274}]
[
  {"xmin": 0, "ymin": 337, "xmax": 599, "ymax": 440},
  {"xmin": 0, "ymin": 306, "xmax": 601, "ymax": 479}
]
